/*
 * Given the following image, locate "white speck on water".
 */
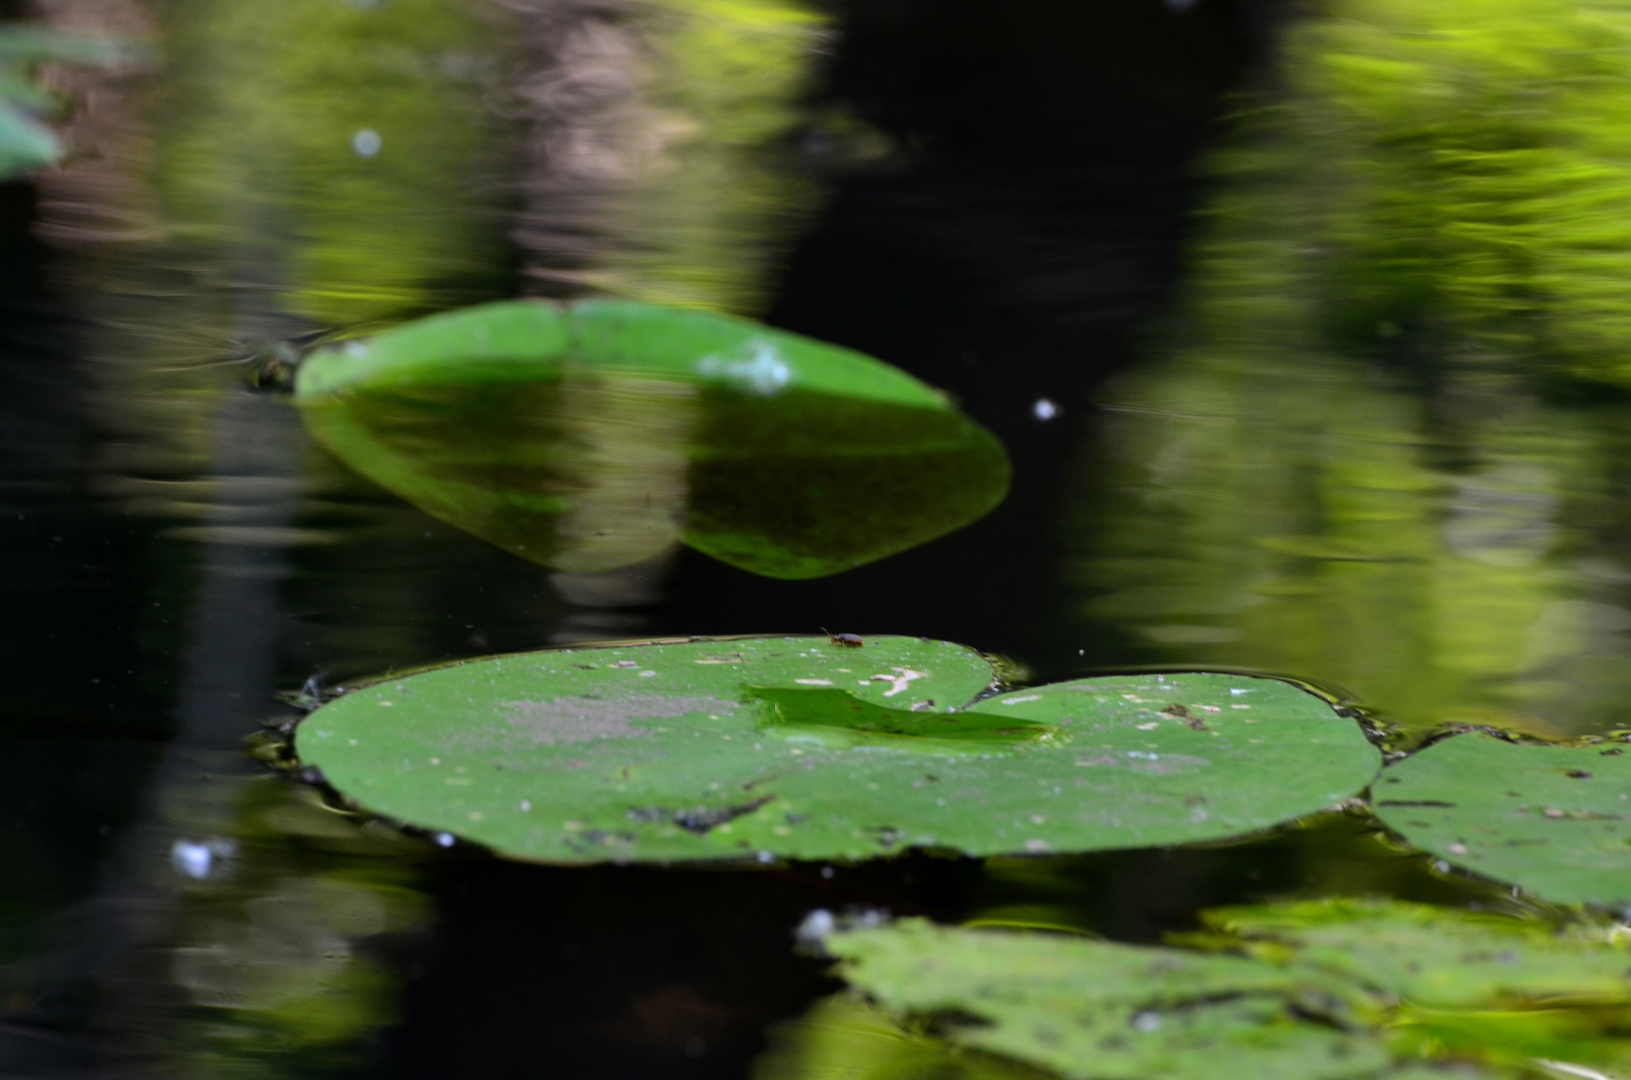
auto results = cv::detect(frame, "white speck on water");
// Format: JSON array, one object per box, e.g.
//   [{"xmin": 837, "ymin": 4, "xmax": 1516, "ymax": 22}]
[
  {"xmin": 1448, "ymin": 843, "xmax": 1468, "ymax": 855},
  {"xmin": 1033, "ymin": 398, "xmax": 1059, "ymax": 420},
  {"xmin": 1128, "ymin": 751, "xmax": 1159, "ymax": 760},
  {"xmin": 1024, "ymin": 839, "xmax": 1050, "ymax": 853},
  {"xmin": 795, "ymin": 678, "xmax": 833, "ymax": 686},
  {"xmin": 1132, "ymin": 1011, "xmax": 1162, "ymax": 1032},
  {"xmin": 1230, "ymin": 688, "xmax": 1249, "ymax": 696},
  {"xmin": 344, "ymin": 341, "xmax": 369, "ymax": 358},
  {"xmin": 434, "ymin": 833, "xmax": 455, "ymax": 848},
  {"xmin": 757, "ymin": 851, "xmax": 774, "ymax": 864},
  {"xmin": 639, "ymin": 670, "xmax": 657, "ymax": 678},
  {"xmin": 520, "ymin": 800, "xmax": 532, "ymax": 811},
  {"xmin": 1003, "ymin": 695, "xmax": 1041, "ymax": 705},
  {"xmin": 170, "ymin": 837, "xmax": 234, "ymax": 880},
  {"xmin": 352, "ymin": 128, "xmax": 382, "ymax": 157},
  {"xmin": 795, "ymin": 908, "xmax": 835, "ymax": 944}
]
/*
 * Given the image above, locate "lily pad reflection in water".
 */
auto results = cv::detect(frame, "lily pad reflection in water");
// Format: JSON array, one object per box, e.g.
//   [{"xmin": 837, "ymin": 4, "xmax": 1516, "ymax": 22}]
[{"xmin": 294, "ymin": 299, "xmax": 1010, "ymax": 578}]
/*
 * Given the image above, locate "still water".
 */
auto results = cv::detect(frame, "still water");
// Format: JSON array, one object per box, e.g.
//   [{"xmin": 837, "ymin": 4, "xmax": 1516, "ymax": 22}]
[{"xmin": 2, "ymin": 0, "xmax": 1627, "ymax": 1075}]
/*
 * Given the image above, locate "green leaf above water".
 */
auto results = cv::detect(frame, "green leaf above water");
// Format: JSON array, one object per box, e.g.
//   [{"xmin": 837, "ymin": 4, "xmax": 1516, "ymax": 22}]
[
  {"xmin": 1372, "ymin": 734, "xmax": 1631, "ymax": 906},
  {"xmin": 293, "ymin": 299, "xmax": 1010, "ymax": 579},
  {"xmin": 293, "ymin": 641, "xmax": 1380, "ymax": 863}
]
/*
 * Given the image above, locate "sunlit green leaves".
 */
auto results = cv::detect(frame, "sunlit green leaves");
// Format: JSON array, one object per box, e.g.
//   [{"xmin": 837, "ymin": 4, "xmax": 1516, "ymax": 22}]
[
  {"xmin": 294, "ymin": 640, "xmax": 1379, "ymax": 863},
  {"xmin": 1373, "ymin": 734, "xmax": 1631, "ymax": 905},
  {"xmin": 154, "ymin": 0, "xmax": 510, "ymax": 322},
  {"xmin": 295, "ymin": 300, "xmax": 1010, "ymax": 578}
]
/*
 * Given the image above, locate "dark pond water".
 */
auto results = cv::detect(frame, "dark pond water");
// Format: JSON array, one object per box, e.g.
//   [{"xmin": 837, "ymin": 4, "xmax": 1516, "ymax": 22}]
[{"xmin": 2, "ymin": 0, "xmax": 1628, "ymax": 1075}]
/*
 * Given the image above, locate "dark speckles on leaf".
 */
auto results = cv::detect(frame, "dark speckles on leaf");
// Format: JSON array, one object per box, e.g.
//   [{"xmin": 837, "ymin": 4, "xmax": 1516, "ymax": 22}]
[
  {"xmin": 1376, "ymin": 800, "xmax": 1456, "ymax": 808},
  {"xmin": 627, "ymin": 796, "xmax": 773, "ymax": 835},
  {"xmin": 1162, "ymin": 703, "xmax": 1207, "ymax": 731}
]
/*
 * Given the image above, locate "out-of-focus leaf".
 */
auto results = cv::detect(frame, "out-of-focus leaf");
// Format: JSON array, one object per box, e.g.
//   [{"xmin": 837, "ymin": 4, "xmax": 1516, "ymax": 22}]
[
  {"xmin": 822, "ymin": 918, "xmax": 1392, "ymax": 1080},
  {"xmin": 294, "ymin": 299, "xmax": 1010, "ymax": 578}
]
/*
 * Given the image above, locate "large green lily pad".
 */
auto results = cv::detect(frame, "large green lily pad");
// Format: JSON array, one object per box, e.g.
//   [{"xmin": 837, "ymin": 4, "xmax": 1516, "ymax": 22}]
[
  {"xmin": 294, "ymin": 300, "xmax": 1009, "ymax": 578},
  {"xmin": 294, "ymin": 641, "xmax": 1380, "ymax": 863},
  {"xmin": 1372, "ymin": 734, "xmax": 1631, "ymax": 906}
]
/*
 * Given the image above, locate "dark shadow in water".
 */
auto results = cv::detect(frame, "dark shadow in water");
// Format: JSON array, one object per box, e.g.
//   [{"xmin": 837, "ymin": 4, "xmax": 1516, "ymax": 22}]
[
  {"xmin": 376, "ymin": 807, "xmax": 1507, "ymax": 1080},
  {"xmin": 657, "ymin": 0, "xmax": 1291, "ymax": 678}
]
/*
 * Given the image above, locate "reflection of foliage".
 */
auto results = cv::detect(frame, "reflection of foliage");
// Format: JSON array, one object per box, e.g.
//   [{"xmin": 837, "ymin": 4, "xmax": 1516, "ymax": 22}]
[
  {"xmin": 162, "ymin": 781, "xmax": 428, "ymax": 1079},
  {"xmin": 153, "ymin": 0, "xmax": 514, "ymax": 324},
  {"xmin": 0, "ymin": 26, "xmax": 134, "ymax": 179},
  {"xmin": 602, "ymin": 0, "xmax": 825, "ymax": 313},
  {"xmin": 812, "ymin": 902, "xmax": 1631, "ymax": 1080},
  {"xmin": 1076, "ymin": 347, "xmax": 1631, "ymax": 738},
  {"xmin": 1229, "ymin": 0, "xmax": 1631, "ymax": 384},
  {"xmin": 515, "ymin": 0, "xmax": 829, "ymax": 315}
]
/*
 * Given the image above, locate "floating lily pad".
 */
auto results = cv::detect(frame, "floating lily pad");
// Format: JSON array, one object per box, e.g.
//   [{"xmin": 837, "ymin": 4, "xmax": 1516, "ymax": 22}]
[
  {"xmin": 822, "ymin": 918, "xmax": 1392, "ymax": 1080},
  {"xmin": 816, "ymin": 904, "xmax": 1598, "ymax": 1080},
  {"xmin": 1201, "ymin": 898, "xmax": 1631, "ymax": 1007},
  {"xmin": 294, "ymin": 300, "xmax": 1009, "ymax": 578},
  {"xmin": 1372, "ymin": 734, "xmax": 1631, "ymax": 905},
  {"xmin": 294, "ymin": 642, "xmax": 1379, "ymax": 863},
  {"xmin": 955, "ymin": 673, "xmax": 1380, "ymax": 851}
]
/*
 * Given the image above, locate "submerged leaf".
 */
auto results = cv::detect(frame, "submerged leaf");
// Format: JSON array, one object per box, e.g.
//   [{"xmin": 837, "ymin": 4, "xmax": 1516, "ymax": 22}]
[
  {"xmin": 294, "ymin": 642, "xmax": 1379, "ymax": 863},
  {"xmin": 1372, "ymin": 734, "xmax": 1631, "ymax": 905},
  {"xmin": 823, "ymin": 919, "xmax": 1392, "ymax": 1080},
  {"xmin": 1202, "ymin": 898, "xmax": 1631, "ymax": 1007},
  {"xmin": 294, "ymin": 300, "xmax": 1010, "ymax": 578},
  {"xmin": 753, "ymin": 996, "xmax": 1044, "ymax": 1080},
  {"xmin": 816, "ymin": 902, "xmax": 1607, "ymax": 1080}
]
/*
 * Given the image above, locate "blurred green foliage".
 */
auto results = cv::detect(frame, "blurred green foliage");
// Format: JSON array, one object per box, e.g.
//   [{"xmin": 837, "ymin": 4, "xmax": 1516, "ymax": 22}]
[
  {"xmin": 1071, "ymin": 0, "xmax": 1631, "ymax": 740},
  {"xmin": 578, "ymin": 0, "xmax": 828, "ymax": 314},
  {"xmin": 163, "ymin": 780, "xmax": 429, "ymax": 1080},
  {"xmin": 1232, "ymin": 0, "xmax": 1631, "ymax": 385},
  {"xmin": 0, "ymin": 26, "xmax": 135, "ymax": 179},
  {"xmin": 152, "ymin": 0, "xmax": 515, "ymax": 324}
]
